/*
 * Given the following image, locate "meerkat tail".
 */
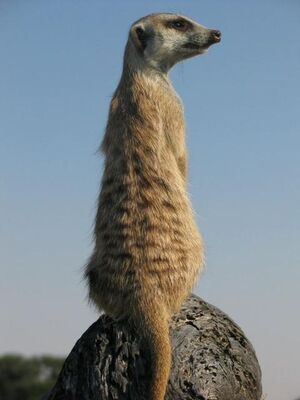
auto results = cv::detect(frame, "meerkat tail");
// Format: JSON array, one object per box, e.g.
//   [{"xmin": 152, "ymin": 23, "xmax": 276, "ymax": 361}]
[{"xmin": 132, "ymin": 302, "xmax": 171, "ymax": 400}]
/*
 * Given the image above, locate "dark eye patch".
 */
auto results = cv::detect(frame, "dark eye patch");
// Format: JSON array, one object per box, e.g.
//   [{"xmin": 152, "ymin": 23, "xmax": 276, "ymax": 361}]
[{"xmin": 167, "ymin": 19, "xmax": 191, "ymax": 32}]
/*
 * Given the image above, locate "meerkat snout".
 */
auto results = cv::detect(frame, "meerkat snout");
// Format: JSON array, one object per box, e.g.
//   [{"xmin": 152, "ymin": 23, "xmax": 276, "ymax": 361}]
[{"xmin": 181, "ymin": 28, "xmax": 221, "ymax": 54}]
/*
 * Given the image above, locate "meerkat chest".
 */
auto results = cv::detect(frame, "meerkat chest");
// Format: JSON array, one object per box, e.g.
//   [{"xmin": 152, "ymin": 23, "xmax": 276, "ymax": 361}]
[{"xmin": 160, "ymin": 87, "xmax": 185, "ymax": 156}]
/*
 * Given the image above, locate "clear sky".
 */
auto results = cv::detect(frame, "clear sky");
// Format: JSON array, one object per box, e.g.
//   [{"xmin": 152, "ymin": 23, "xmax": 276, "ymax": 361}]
[{"xmin": 0, "ymin": 1, "xmax": 299, "ymax": 399}]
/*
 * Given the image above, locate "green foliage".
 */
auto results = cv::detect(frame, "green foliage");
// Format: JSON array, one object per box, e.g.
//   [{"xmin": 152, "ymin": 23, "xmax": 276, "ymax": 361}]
[{"xmin": 0, "ymin": 354, "xmax": 64, "ymax": 400}]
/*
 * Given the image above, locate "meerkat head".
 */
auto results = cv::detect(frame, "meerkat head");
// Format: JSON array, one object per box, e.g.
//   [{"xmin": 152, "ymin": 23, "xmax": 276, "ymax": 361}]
[{"xmin": 128, "ymin": 13, "xmax": 221, "ymax": 72}]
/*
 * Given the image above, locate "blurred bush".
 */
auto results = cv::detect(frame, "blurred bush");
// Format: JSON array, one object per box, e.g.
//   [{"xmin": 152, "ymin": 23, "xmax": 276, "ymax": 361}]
[{"xmin": 0, "ymin": 354, "xmax": 64, "ymax": 400}]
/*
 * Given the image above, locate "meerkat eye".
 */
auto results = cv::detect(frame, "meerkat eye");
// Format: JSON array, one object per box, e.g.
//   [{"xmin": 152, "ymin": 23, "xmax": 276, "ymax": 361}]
[{"xmin": 169, "ymin": 19, "xmax": 188, "ymax": 31}]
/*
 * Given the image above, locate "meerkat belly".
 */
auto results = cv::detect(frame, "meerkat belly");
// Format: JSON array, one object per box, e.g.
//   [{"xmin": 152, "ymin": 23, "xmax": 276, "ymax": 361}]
[{"xmin": 89, "ymin": 158, "xmax": 203, "ymax": 317}]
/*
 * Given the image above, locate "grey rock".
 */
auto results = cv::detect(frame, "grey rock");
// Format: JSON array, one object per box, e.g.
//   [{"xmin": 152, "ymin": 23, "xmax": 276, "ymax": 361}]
[{"xmin": 45, "ymin": 294, "xmax": 262, "ymax": 400}]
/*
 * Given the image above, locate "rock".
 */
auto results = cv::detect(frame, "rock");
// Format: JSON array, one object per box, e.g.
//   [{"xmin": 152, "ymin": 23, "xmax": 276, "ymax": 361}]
[{"xmin": 45, "ymin": 294, "xmax": 262, "ymax": 400}]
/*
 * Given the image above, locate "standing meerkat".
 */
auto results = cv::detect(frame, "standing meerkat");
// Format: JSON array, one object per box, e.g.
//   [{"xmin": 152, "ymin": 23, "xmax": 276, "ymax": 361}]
[{"xmin": 85, "ymin": 13, "xmax": 221, "ymax": 400}]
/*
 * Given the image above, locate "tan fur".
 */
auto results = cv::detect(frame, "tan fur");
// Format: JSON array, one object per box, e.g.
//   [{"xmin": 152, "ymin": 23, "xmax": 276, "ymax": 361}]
[{"xmin": 85, "ymin": 13, "xmax": 221, "ymax": 400}]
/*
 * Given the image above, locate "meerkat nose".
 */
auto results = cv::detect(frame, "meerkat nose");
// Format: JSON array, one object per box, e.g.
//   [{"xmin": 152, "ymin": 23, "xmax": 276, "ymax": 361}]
[{"xmin": 210, "ymin": 30, "xmax": 222, "ymax": 43}]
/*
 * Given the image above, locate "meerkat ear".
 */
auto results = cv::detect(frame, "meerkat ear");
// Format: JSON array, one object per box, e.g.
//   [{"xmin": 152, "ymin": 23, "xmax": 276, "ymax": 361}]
[{"xmin": 131, "ymin": 25, "xmax": 149, "ymax": 52}]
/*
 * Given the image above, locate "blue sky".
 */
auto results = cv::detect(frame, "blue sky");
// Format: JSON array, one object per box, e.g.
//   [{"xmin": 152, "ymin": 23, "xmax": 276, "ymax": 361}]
[{"xmin": 0, "ymin": 1, "xmax": 299, "ymax": 399}]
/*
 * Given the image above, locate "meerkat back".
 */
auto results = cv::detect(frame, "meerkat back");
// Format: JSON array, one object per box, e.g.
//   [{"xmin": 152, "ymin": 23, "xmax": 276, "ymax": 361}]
[{"xmin": 85, "ymin": 13, "xmax": 221, "ymax": 400}]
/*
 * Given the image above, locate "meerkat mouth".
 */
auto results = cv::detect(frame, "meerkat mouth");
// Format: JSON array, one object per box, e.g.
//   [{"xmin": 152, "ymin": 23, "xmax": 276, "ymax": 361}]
[
  {"xmin": 183, "ymin": 42, "xmax": 201, "ymax": 50},
  {"xmin": 183, "ymin": 41, "xmax": 215, "ymax": 52}
]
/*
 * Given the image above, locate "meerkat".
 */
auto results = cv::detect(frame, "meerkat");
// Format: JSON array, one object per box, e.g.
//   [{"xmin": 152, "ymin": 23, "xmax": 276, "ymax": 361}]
[{"xmin": 85, "ymin": 13, "xmax": 221, "ymax": 400}]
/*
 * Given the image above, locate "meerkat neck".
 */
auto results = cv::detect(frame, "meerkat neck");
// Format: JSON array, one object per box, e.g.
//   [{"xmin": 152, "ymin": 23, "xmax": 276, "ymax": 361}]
[
  {"xmin": 122, "ymin": 64, "xmax": 170, "ymax": 88},
  {"xmin": 123, "ymin": 42, "xmax": 171, "ymax": 83}
]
